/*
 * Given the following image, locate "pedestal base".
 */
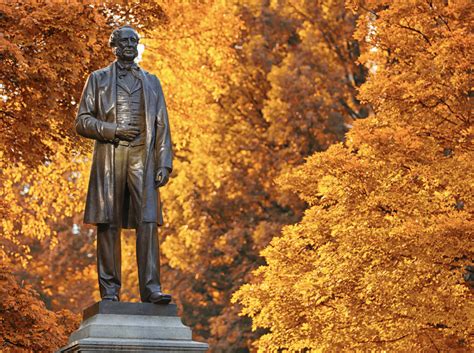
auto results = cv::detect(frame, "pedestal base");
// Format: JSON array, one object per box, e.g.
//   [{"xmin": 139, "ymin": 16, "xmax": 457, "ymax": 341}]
[{"xmin": 57, "ymin": 302, "xmax": 208, "ymax": 353}]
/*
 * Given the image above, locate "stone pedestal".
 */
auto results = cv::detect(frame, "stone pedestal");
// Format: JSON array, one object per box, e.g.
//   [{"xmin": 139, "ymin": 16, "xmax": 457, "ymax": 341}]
[{"xmin": 58, "ymin": 301, "xmax": 208, "ymax": 353}]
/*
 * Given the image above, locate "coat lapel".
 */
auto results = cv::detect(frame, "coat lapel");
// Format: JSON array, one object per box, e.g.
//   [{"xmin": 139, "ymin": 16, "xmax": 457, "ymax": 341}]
[
  {"xmin": 99, "ymin": 62, "xmax": 117, "ymax": 123},
  {"xmin": 137, "ymin": 68, "xmax": 155, "ymax": 150}
]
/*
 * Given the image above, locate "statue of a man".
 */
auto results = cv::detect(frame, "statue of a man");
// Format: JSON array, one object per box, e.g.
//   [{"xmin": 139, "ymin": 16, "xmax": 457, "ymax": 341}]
[{"xmin": 76, "ymin": 25, "xmax": 172, "ymax": 304}]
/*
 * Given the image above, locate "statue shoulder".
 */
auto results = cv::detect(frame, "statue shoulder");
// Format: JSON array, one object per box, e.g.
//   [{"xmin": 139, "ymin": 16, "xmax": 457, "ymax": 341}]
[
  {"xmin": 89, "ymin": 63, "xmax": 114, "ymax": 79},
  {"xmin": 142, "ymin": 70, "xmax": 161, "ymax": 84}
]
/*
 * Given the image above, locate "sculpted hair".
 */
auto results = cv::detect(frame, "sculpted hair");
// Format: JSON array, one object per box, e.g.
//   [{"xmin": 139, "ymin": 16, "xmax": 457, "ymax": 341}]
[{"xmin": 109, "ymin": 25, "xmax": 139, "ymax": 48}]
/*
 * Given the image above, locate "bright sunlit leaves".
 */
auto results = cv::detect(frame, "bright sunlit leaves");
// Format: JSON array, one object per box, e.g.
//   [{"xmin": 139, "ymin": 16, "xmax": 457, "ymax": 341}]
[
  {"xmin": 1, "ymin": 0, "xmax": 472, "ymax": 352},
  {"xmin": 234, "ymin": 0, "xmax": 473, "ymax": 351}
]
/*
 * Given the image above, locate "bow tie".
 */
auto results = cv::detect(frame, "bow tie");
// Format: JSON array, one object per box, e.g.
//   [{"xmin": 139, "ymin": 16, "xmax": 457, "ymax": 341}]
[
  {"xmin": 119, "ymin": 64, "xmax": 137, "ymax": 71},
  {"xmin": 117, "ymin": 62, "xmax": 139, "ymax": 78}
]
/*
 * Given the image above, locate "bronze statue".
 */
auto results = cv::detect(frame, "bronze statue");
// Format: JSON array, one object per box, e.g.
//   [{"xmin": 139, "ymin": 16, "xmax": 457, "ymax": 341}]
[{"xmin": 76, "ymin": 25, "xmax": 172, "ymax": 304}]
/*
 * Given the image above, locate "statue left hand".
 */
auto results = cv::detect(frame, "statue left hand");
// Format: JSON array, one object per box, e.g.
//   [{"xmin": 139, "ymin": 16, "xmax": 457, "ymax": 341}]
[{"xmin": 155, "ymin": 167, "xmax": 170, "ymax": 188}]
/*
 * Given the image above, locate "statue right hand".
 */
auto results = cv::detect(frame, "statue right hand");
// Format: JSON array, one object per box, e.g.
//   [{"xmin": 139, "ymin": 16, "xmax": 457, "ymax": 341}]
[{"xmin": 115, "ymin": 123, "xmax": 140, "ymax": 141}]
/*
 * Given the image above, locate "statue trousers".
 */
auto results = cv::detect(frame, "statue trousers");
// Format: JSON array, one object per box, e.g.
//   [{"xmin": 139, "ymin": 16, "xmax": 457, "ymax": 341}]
[{"xmin": 96, "ymin": 143, "xmax": 161, "ymax": 302}]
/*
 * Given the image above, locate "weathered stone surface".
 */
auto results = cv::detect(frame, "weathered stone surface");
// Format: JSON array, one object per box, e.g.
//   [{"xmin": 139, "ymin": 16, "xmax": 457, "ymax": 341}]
[
  {"xmin": 69, "ymin": 314, "xmax": 192, "ymax": 342},
  {"xmin": 57, "ymin": 302, "xmax": 208, "ymax": 353}
]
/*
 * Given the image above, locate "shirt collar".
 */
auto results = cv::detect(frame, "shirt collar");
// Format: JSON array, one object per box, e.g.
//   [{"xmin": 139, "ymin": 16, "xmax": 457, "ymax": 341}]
[{"xmin": 115, "ymin": 60, "xmax": 139, "ymax": 71}]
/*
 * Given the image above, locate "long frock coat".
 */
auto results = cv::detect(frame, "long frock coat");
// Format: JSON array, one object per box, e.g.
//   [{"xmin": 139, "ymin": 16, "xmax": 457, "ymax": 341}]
[{"xmin": 76, "ymin": 62, "xmax": 172, "ymax": 228}]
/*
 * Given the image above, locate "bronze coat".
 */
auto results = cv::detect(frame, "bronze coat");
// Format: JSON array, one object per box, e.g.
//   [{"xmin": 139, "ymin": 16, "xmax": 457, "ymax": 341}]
[{"xmin": 76, "ymin": 62, "xmax": 172, "ymax": 228}]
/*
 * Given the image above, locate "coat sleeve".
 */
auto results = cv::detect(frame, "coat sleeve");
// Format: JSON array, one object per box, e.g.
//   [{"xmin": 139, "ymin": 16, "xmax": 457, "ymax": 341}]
[
  {"xmin": 155, "ymin": 77, "xmax": 173, "ymax": 172},
  {"xmin": 75, "ymin": 73, "xmax": 117, "ymax": 142}
]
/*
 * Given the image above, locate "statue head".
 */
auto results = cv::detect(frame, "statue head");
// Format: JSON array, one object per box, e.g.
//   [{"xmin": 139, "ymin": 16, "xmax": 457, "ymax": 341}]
[{"xmin": 109, "ymin": 25, "xmax": 140, "ymax": 62}]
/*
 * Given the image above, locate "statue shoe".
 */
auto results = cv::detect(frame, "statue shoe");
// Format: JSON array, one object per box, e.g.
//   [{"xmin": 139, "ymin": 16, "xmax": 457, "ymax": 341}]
[
  {"xmin": 148, "ymin": 291, "xmax": 172, "ymax": 305},
  {"xmin": 102, "ymin": 294, "xmax": 120, "ymax": 302}
]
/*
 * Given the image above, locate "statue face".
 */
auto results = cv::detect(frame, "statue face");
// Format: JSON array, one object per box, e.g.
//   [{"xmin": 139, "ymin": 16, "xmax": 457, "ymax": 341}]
[{"xmin": 115, "ymin": 28, "xmax": 139, "ymax": 61}]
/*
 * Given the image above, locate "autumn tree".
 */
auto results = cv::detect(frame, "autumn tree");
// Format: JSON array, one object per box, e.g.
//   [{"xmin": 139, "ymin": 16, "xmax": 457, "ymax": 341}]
[
  {"xmin": 0, "ymin": 0, "xmax": 166, "ymax": 166},
  {"xmin": 235, "ymin": 0, "xmax": 473, "ymax": 351},
  {"xmin": 263, "ymin": 0, "xmax": 369, "ymax": 164},
  {"xmin": 0, "ymin": 1, "xmax": 166, "ymax": 350},
  {"xmin": 0, "ymin": 268, "xmax": 79, "ymax": 352},
  {"xmin": 142, "ymin": 0, "xmax": 366, "ymax": 349}
]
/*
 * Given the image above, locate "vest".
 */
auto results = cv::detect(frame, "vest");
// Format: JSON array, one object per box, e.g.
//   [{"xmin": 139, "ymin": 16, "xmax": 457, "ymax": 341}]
[{"xmin": 116, "ymin": 73, "xmax": 146, "ymax": 146}]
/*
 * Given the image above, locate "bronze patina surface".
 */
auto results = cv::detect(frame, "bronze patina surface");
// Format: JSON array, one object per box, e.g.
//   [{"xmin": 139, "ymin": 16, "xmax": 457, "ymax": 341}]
[{"xmin": 76, "ymin": 26, "xmax": 172, "ymax": 304}]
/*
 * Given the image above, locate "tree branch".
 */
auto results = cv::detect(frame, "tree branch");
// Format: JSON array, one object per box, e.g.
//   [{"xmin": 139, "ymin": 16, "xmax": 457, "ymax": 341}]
[{"xmin": 397, "ymin": 24, "xmax": 432, "ymax": 46}]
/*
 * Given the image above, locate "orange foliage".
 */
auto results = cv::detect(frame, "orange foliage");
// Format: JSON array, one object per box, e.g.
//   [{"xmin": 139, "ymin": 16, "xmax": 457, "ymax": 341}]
[
  {"xmin": 0, "ymin": 1, "xmax": 166, "ymax": 166},
  {"xmin": 1, "ymin": 0, "xmax": 471, "ymax": 351},
  {"xmin": 141, "ymin": 0, "xmax": 364, "ymax": 349},
  {"xmin": 0, "ymin": 268, "xmax": 79, "ymax": 352},
  {"xmin": 235, "ymin": 0, "xmax": 473, "ymax": 351},
  {"xmin": 1, "ymin": 1, "xmax": 166, "ymax": 351}
]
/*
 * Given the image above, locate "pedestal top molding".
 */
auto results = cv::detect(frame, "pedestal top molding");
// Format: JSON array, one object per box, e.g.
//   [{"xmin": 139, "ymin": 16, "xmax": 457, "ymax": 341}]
[{"xmin": 83, "ymin": 301, "xmax": 178, "ymax": 320}]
